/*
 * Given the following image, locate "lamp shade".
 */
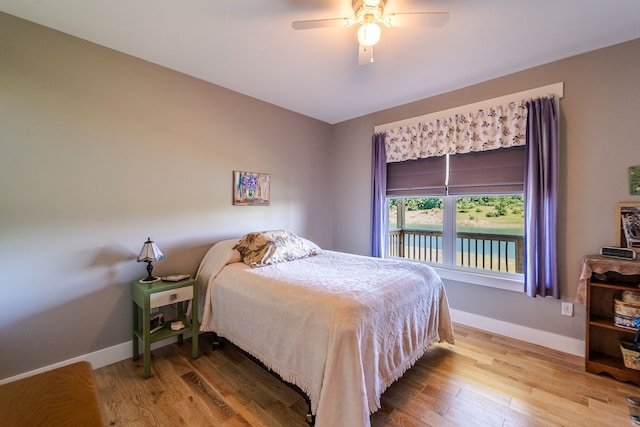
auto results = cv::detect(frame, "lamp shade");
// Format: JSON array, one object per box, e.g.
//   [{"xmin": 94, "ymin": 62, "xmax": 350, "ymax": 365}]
[
  {"xmin": 137, "ymin": 238, "xmax": 164, "ymax": 263},
  {"xmin": 357, "ymin": 23, "xmax": 381, "ymax": 47}
]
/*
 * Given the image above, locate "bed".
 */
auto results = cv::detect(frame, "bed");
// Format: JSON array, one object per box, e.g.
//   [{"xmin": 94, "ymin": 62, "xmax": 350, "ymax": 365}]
[{"xmin": 195, "ymin": 230, "xmax": 454, "ymax": 427}]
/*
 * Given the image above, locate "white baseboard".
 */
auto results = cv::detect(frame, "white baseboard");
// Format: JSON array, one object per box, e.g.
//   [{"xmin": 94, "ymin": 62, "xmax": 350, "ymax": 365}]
[
  {"xmin": 2, "ymin": 311, "xmax": 584, "ymax": 385},
  {"xmin": 450, "ymin": 308, "xmax": 585, "ymax": 357},
  {"xmin": 0, "ymin": 333, "xmax": 192, "ymax": 385}
]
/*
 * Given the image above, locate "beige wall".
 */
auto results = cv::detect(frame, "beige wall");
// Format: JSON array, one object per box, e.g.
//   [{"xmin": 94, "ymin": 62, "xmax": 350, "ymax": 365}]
[
  {"xmin": 3, "ymin": 8, "xmax": 640, "ymax": 379},
  {"xmin": 0, "ymin": 13, "xmax": 332, "ymax": 378},
  {"xmin": 331, "ymin": 38, "xmax": 640, "ymax": 341}
]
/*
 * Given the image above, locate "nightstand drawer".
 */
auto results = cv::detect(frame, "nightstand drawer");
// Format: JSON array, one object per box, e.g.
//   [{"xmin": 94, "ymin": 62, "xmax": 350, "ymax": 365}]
[{"xmin": 149, "ymin": 285, "xmax": 193, "ymax": 308}]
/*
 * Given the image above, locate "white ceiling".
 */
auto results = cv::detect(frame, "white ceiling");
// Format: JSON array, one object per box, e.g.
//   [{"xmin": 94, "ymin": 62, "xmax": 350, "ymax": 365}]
[{"xmin": 2, "ymin": 0, "xmax": 640, "ymax": 124}]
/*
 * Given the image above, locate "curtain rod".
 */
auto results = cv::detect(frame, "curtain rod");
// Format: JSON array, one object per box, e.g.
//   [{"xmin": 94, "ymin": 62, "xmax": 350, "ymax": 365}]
[{"xmin": 374, "ymin": 82, "xmax": 564, "ymax": 133}]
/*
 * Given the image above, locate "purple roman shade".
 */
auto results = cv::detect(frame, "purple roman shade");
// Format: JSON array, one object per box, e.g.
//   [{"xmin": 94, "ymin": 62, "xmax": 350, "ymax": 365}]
[
  {"xmin": 447, "ymin": 146, "xmax": 525, "ymax": 195},
  {"xmin": 386, "ymin": 155, "xmax": 447, "ymax": 197},
  {"xmin": 387, "ymin": 146, "xmax": 524, "ymax": 197}
]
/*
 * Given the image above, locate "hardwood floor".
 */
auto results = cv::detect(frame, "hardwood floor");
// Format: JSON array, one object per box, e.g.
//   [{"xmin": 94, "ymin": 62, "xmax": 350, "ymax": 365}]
[{"xmin": 94, "ymin": 324, "xmax": 639, "ymax": 426}]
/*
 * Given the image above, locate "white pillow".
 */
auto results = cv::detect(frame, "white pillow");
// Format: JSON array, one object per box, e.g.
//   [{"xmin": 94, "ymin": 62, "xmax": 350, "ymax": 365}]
[
  {"xmin": 233, "ymin": 229, "xmax": 318, "ymax": 268},
  {"xmin": 299, "ymin": 237, "xmax": 322, "ymax": 253}
]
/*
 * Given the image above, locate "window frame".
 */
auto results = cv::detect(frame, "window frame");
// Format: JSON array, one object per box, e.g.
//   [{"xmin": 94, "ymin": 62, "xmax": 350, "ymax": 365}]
[{"xmin": 387, "ymin": 195, "xmax": 524, "ymax": 292}]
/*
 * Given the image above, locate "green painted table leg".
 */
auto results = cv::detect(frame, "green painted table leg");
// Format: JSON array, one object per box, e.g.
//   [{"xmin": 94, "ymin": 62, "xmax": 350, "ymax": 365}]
[
  {"xmin": 142, "ymin": 306, "xmax": 151, "ymax": 378},
  {"xmin": 191, "ymin": 291, "xmax": 198, "ymax": 359},
  {"xmin": 177, "ymin": 301, "xmax": 184, "ymax": 345},
  {"xmin": 132, "ymin": 302, "xmax": 139, "ymax": 360}
]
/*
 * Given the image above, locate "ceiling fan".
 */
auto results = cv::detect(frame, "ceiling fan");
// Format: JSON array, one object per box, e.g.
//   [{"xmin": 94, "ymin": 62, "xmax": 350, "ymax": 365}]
[{"xmin": 292, "ymin": 0, "xmax": 449, "ymax": 65}]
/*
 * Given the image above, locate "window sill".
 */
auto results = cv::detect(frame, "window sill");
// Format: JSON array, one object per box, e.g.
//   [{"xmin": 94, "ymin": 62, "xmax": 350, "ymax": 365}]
[
  {"xmin": 388, "ymin": 256, "xmax": 524, "ymax": 292},
  {"xmin": 432, "ymin": 265, "xmax": 523, "ymax": 292}
]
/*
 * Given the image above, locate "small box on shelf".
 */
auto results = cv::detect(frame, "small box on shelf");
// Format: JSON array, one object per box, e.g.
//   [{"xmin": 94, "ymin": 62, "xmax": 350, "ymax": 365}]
[
  {"xmin": 620, "ymin": 341, "xmax": 640, "ymax": 371},
  {"xmin": 150, "ymin": 312, "xmax": 164, "ymax": 334}
]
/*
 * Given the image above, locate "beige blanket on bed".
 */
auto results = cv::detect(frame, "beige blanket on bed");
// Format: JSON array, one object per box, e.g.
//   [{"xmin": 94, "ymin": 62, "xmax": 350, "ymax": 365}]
[{"xmin": 197, "ymin": 245, "xmax": 454, "ymax": 427}]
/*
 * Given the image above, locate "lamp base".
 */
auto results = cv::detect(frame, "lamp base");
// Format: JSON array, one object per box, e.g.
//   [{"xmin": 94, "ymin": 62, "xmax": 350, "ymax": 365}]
[{"xmin": 139, "ymin": 260, "xmax": 160, "ymax": 283}]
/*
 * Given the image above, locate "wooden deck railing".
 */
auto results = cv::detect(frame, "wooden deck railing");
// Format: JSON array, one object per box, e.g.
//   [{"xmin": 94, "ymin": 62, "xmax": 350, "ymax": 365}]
[{"xmin": 389, "ymin": 229, "xmax": 524, "ymax": 274}]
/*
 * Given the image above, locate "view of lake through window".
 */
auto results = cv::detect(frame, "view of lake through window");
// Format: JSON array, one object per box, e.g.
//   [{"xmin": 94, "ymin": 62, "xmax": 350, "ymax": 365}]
[{"xmin": 388, "ymin": 196, "xmax": 524, "ymax": 274}]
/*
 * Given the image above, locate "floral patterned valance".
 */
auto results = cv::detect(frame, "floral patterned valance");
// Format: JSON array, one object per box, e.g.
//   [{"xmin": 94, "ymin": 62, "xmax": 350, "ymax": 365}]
[{"xmin": 385, "ymin": 101, "xmax": 528, "ymax": 163}]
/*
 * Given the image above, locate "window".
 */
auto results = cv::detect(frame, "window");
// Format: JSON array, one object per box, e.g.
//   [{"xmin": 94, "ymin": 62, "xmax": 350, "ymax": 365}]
[
  {"xmin": 375, "ymin": 88, "xmax": 561, "ymax": 296},
  {"xmin": 384, "ymin": 147, "xmax": 526, "ymax": 290},
  {"xmin": 387, "ymin": 196, "xmax": 524, "ymax": 277}
]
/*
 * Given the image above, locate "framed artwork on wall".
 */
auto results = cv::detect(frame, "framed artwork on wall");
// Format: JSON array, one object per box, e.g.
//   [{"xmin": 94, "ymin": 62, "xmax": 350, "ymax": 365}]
[
  {"xmin": 233, "ymin": 171, "xmax": 270, "ymax": 206},
  {"xmin": 616, "ymin": 202, "xmax": 640, "ymax": 253},
  {"xmin": 629, "ymin": 166, "xmax": 640, "ymax": 196}
]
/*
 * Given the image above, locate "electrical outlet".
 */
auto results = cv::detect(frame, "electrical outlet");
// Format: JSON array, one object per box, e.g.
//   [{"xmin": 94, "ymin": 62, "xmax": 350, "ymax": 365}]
[{"xmin": 561, "ymin": 302, "xmax": 573, "ymax": 317}]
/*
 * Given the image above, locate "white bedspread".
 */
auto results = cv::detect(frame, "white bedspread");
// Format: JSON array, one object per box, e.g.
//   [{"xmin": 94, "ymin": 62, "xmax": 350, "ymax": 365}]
[{"xmin": 197, "ymin": 245, "xmax": 454, "ymax": 427}]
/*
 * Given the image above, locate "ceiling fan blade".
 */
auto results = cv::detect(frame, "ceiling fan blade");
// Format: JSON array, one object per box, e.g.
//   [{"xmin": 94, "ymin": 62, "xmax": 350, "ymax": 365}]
[
  {"xmin": 292, "ymin": 17, "xmax": 353, "ymax": 30},
  {"xmin": 383, "ymin": 12, "xmax": 449, "ymax": 28},
  {"xmin": 358, "ymin": 44, "xmax": 374, "ymax": 65}
]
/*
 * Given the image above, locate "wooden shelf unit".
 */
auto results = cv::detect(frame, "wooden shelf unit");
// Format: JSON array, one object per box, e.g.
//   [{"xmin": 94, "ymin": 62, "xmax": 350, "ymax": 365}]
[{"xmin": 586, "ymin": 275, "xmax": 640, "ymax": 384}]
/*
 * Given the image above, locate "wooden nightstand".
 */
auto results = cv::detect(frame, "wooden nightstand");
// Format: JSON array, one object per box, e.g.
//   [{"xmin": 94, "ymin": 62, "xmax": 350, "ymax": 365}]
[{"xmin": 132, "ymin": 277, "xmax": 198, "ymax": 378}]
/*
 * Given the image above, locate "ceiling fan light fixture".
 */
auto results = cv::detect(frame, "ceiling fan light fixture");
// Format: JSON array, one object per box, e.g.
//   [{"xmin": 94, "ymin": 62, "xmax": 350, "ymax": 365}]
[
  {"xmin": 291, "ymin": 0, "xmax": 449, "ymax": 65},
  {"xmin": 357, "ymin": 22, "xmax": 381, "ymax": 47}
]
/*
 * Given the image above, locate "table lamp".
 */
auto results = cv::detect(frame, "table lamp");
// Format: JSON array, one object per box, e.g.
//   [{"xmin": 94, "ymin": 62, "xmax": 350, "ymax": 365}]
[{"xmin": 137, "ymin": 237, "xmax": 164, "ymax": 283}]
